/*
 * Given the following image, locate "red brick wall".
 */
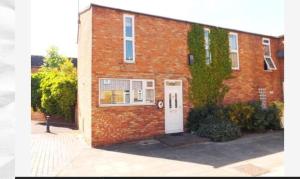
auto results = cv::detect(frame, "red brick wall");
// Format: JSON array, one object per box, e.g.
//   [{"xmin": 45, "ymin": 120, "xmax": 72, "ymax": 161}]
[
  {"xmin": 78, "ymin": 5, "xmax": 284, "ymax": 146},
  {"xmin": 224, "ymin": 33, "xmax": 283, "ymax": 105},
  {"xmin": 90, "ymin": 7, "xmax": 191, "ymax": 146}
]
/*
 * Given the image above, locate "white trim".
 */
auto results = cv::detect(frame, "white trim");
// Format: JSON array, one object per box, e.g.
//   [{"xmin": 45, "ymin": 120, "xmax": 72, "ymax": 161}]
[
  {"xmin": 262, "ymin": 37, "xmax": 270, "ymax": 45},
  {"xmin": 229, "ymin": 32, "xmax": 240, "ymax": 70},
  {"xmin": 99, "ymin": 78, "xmax": 155, "ymax": 107},
  {"xmin": 204, "ymin": 28, "xmax": 212, "ymax": 65},
  {"xmin": 264, "ymin": 56, "xmax": 277, "ymax": 70},
  {"xmin": 262, "ymin": 37, "xmax": 277, "ymax": 71},
  {"xmin": 123, "ymin": 14, "xmax": 135, "ymax": 63}
]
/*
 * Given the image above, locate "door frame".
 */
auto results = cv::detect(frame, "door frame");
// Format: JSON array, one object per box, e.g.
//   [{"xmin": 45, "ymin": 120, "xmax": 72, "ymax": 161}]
[{"xmin": 164, "ymin": 79, "xmax": 184, "ymax": 134}]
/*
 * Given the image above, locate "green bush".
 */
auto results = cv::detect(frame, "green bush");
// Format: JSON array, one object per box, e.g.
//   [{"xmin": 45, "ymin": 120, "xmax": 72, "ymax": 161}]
[
  {"xmin": 31, "ymin": 71, "xmax": 46, "ymax": 111},
  {"xmin": 187, "ymin": 105, "xmax": 241, "ymax": 142},
  {"xmin": 31, "ymin": 47, "xmax": 77, "ymax": 121},
  {"xmin": 226, "ymin": 101, "xmax": 283, "ymax": 132},
  {"xmin": 266, "ymin": 101, "xmax": 284, "ymax": 130},
  {"xmin": 39, "ymin": 60, "xmax": 77, "ymax": 121},
  {"xmin": 226, "ymin": 102, "xmax": 255, "ymax": 130},
  {"xmin": 197, "ymin": 119, "xmax": 241, "ymax": 142},
  {"xmin": 187, "ymin": 101, "xmax": 283, "ymax": 142}
]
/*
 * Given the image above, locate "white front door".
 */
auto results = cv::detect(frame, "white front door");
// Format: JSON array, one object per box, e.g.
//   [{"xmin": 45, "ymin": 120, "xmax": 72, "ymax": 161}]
[{"xmin": 164, "ymin": 80, "xmax": 183, "ymax": 134}]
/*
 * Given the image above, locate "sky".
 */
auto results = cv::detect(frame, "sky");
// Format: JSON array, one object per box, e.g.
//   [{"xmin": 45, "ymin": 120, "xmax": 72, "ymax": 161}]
[{"xmin": 31, "ymin": 0, "xmax": 284, "ymax": 58}]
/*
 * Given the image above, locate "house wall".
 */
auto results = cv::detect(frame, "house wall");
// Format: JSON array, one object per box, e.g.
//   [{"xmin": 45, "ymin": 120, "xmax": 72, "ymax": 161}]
[
  {"xmin": 90, "ymin": 7, "xmax": 191, "ymax": 146},
  {"xmin": 80, "ymin": 5, "xmax": 284, "ymax": 146},
  {"xmin": 78, "ymin": 9, "xmax": 92, "ymax": 145},
  {"xmin": 223, "ymin": 33, "xmax": 283, "ymax": 104}
]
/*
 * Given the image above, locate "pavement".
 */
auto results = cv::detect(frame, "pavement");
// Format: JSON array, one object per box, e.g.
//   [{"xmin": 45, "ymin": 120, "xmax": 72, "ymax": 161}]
[
  {"xmin": 31, "ymin": 120, "xmax": 284, "ymax": 177},
  {"xmin": 31, "ymin": 121, "xmax": 88, "ymax": 176}
]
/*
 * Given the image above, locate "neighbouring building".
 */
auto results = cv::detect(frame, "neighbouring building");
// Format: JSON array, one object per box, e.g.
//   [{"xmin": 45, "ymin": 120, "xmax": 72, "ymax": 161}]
[
  {"xmin": 31, "ymin": 55, "xmax": 77, "ymax": 73},
  {"xmin": 77, "ymin": 4, "xmax": 284, "ymax": 146}
]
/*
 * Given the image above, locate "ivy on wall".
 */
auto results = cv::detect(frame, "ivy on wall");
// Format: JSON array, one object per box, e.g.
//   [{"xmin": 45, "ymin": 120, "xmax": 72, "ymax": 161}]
[{"xmin": 188, "ymin": 24, "xmax": 232, "ymax": 108}]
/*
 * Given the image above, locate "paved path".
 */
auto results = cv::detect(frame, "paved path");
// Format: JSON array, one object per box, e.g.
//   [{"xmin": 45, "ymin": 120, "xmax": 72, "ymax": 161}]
[
  {"xmin": 58, "ymin": 131, "xmax": 284, "ymax": 177},
  {"xmin": 31, "ymin": 120, "xmax": 283, "ymax": 176},
  {"xmin": 31, "ymin": 121, "xmax": 88, "ymax": 176}
]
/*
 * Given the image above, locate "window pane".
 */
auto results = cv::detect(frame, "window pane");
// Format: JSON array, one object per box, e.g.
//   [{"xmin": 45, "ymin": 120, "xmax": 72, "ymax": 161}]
[
  {"xmin": 230, "ymin": 52, "xmax": 238, "ymax": 68},
  {"xmin": 175, "ymin": 93, "xmax": 178, "ymax": 108},
  {"xmin": 146, "ymin": 89, "xmax": 154, "ymax": 103},
  {"xmin": 100, "ymin": 79, "xmax": 130, "ymax": 104},
  {"xmin": 206, "ymin": 49, "xmax": 211, "ymax": 64},
  {"xmin": 229, "ymin": 34, "xmax": 237, "ymax": 50},
  {"xmin": 124, "ymin": 90, "xmax": 130, "ymax": 104},
  {"xmin": 166, "ymin": 81, "xmax": 181, "ymax": 86},
  {"xmin": 146, "ymin": 81, "xmax": 153, "ymax": 88},
  {"xmin": 265, "ymin": 57, "xmax": 276, "ymax": 69},
  {"xmin": 125, "ymin": 17, "xmax": 132, "ymax": 37},
  {"xmin": 112, "ymin": 90, "xmax": 124, "ymax": 104},
  {"xmin": 126, "ymin": 40, "xmax": 133, "ymax": 61},
  {"xmin": 133, "ymin": 81, "xmax": 143, "ymax": 102},
  {"xmin": 263, "ymin": 39, "xmax": 270, "ymax": 44},
  {"xmin": 101, "ymin": 91, "xmax": 113, "ymax": 104},
  {"xmin": 101, "ymin": 79, "xmax": 130, "ymax": 91},
  {"xmin": 169, "ymin": 93, "xmax": 172, "ymax": 108},
  {"xmin": 264, "ymin": 44, "xmax": 271, "ymax": 56},
  {"xmin": 204, "ymin": 30, "xmax": 209, "ymax": 48}
]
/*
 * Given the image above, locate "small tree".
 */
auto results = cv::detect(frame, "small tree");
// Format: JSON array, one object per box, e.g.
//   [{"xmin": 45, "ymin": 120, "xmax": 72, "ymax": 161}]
[
  {"xmin": 31, "ymin": 47, "xmax": 77, "ymax": 121},
  {"xmin": 43, "ymin": 46, "xmax": 69, "ymax": 68}
]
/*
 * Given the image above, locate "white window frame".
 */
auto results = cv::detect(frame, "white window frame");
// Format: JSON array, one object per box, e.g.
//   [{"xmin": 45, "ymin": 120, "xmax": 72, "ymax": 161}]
[
  {"xmin": 262, "ymin": 38, "xmax": 277, "ymax": 71},
  {"xmin": 99, "ymin": 78, "xmax": 155, "ymax": 107},
  {"xmin": 229, "ymin": 32, "xmax": 240, "ymax": 70},
  {"xmin": 204, "ymin": 28, "xmax": 212, "ymax": 65},
  {"xmin": 123, "ymin": 14, "xmax": 135, "ymax": 63}
]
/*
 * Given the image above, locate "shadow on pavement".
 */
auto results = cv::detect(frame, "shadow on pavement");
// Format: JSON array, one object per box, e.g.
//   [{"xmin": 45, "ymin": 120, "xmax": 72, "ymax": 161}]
[{"xmin": 98, "ymin": 131, "xmax": 284, "ymax": 168}]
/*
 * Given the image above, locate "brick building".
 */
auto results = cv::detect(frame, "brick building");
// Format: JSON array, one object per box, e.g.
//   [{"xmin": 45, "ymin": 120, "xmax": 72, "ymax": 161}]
[{"xmin": 77, "ymin": 4, "xmax": 284, "ymax": 146}]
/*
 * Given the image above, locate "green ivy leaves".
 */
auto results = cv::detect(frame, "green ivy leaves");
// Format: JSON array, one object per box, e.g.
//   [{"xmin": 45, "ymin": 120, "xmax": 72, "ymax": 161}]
[{"xmin": 188, "ymin": 25, "xmax": 232, "ymax": 108}]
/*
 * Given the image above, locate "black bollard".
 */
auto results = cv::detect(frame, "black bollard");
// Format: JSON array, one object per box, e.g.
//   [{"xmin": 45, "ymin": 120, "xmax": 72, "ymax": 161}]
[{"xmin": 46, "ymin": 115, "xmax": 50, "ymax": 133}]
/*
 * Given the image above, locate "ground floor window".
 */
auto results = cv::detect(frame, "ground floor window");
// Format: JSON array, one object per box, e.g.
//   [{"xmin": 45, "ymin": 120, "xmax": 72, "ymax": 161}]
[{"xmin": 99, "ymin": 78, "xmax": 155, "ymax": 106}]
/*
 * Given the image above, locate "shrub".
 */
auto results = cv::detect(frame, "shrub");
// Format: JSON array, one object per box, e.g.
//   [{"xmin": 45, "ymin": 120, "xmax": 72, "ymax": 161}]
[
  {"xmin": 226, "ymin": 102, "xmax": 255, "ymax": 130},
  {"xmin": 197, "ymin": 119, "xmax": 241, "ymax": 142},
  {"xmin": 39, "ymin": 60, "xmax": 77, "ymax": 121},
  {"xmin": 266, "ymin": 101, "xmax": 284, "ymax": 130},
  {"xmin": 31, "ymin": 72, "xmax": 46, "ymax": 111},
  {"xmin": 226, "ymin": 101, "xmax": 283, "ymax": 132},
  {"xmin": 187, "ymin": 101, "xmax": 283, "ymax": 142},
  {"xmin": 31, "ymin": 47, "xmax": 77, "ymax": 121},
  {"xmin": 187, "ymin": 105, "xmax": 241, "ymax": 142}
]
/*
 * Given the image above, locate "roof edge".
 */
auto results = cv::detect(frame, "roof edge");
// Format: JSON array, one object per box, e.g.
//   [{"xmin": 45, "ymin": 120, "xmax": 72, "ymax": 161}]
[{"xmin": 79, "ymin": 3, "xmax": 283, "ymax": 39}]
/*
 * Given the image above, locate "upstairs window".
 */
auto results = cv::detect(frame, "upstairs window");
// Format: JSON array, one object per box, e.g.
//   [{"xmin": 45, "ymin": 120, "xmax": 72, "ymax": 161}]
[
  {"xmin": 124, "ymin": 15, "xmax": 135, "ymax": 63},
  {"xmin": 204, "ymin": 28, "xmax": 212, "ymax": 65},
  {"xmin": 229, "ymin": 32, "xmax": 239, "ymax": 70},
  {"xmin": 262, "ymin": 38, "xmax": 277, "ymax": 70}
]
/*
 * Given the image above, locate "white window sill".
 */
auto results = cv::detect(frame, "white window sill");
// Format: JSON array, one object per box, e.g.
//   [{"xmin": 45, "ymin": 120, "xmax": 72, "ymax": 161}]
[
  {"xmin": 124, "ymin": 60, "xmax": 135, "ymax": 64},
  {"xmin": 264, "ymin": 69, "xmax": 276, "ymax": 72},
  {"xmin": 98, "ymin": 103, "xmax": 156, "ymax": 107}
]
